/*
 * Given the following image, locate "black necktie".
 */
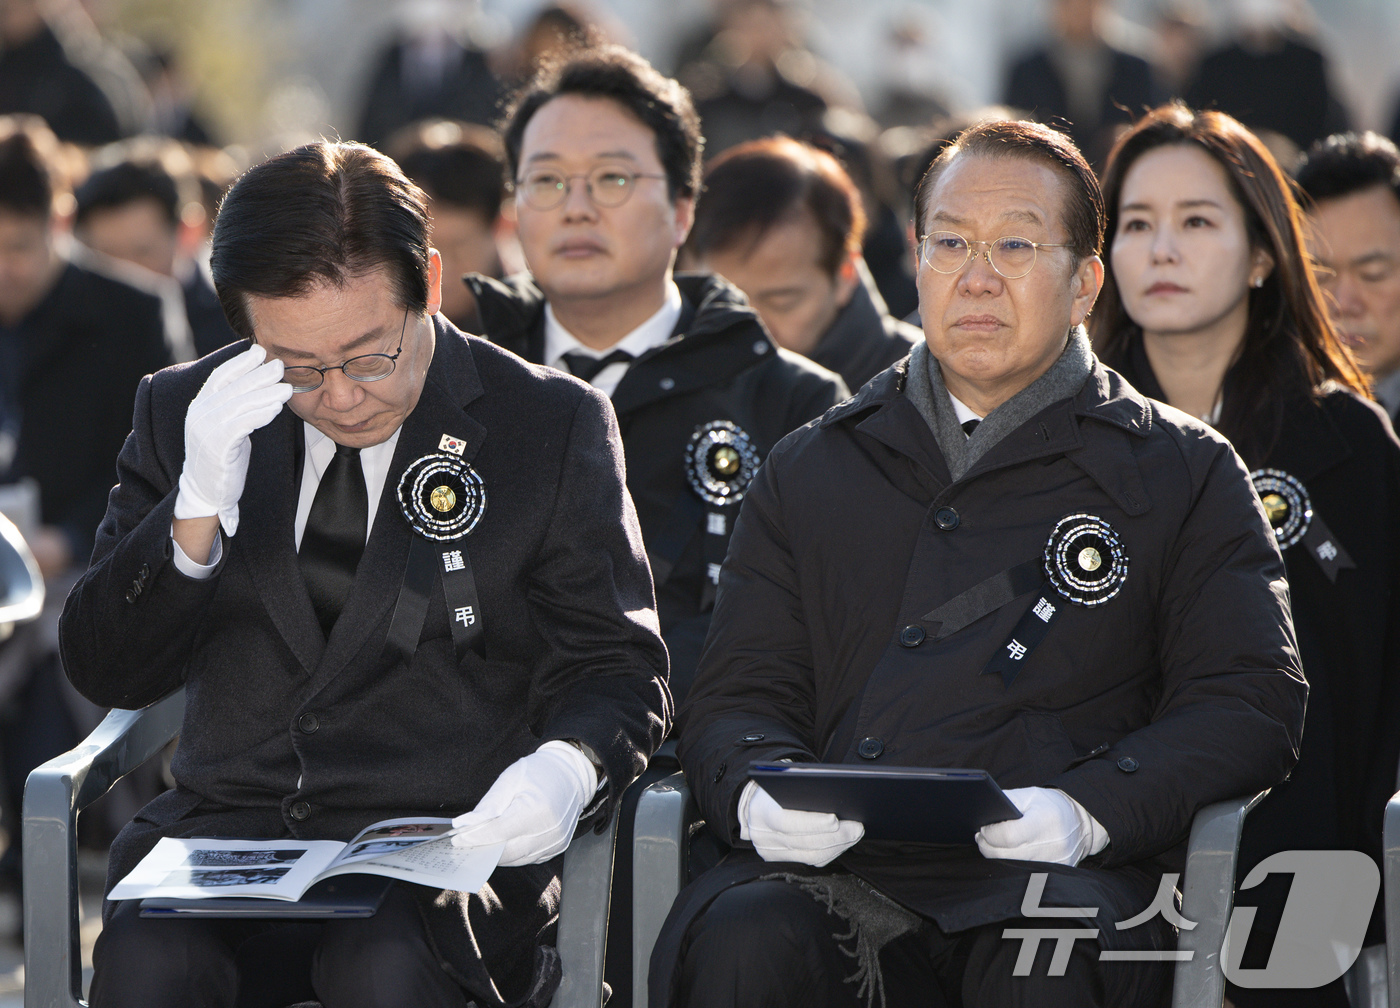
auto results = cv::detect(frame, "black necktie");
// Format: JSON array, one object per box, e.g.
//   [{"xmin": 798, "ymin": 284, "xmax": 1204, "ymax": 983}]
[
  {"xmin": 561, "ymin": 349, "xmax": 633, "ymax": 383},
  {"xmin": 299, "ymin": 444, "xmax": 368, "ymax": 636},
  {"xmin": 962, "ymin": 418, "xmax": 981, "ymax": 437}
]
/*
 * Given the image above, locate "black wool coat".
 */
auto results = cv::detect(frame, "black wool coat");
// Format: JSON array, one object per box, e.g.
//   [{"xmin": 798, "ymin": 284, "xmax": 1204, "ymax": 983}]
[
  {"xmin": 59, "ymin": 318, "xmax": 671, "ymax": 1005},
  {"xmin": 465, "ymin": 271, "xmax": 848, "ymax": 700},
  {"xmin": 652, "ymin": 358, "xmax": 1306, "ymax": 1005},
  {"xmin": 8, "ymin": 260, "xmax": 171, "ymax": 561},
  {"xmin": 1112, "ymin": 337, "xmax": 1400, "ymax": 943}
]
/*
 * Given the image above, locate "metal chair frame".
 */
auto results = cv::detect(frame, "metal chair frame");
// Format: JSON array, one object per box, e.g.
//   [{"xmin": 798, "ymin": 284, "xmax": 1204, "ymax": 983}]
[{"xmin": 22, "ymin": 689, "xmax": 618, "ymax": 1008}]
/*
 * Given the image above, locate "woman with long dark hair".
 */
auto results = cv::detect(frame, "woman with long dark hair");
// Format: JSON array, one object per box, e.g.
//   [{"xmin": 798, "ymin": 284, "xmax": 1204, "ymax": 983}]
[{"xmin": 1093, "ymin": 103, "xmax": 1400, "ymax": 1007}]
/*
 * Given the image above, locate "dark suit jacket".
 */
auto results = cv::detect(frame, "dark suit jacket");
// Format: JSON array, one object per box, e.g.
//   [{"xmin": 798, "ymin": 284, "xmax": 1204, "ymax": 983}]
[
  {"xmin": 9, "ymin": 260, "xmax": 170, "ymax": 562},
  {"xmin": 59, "ymin": 317, "xmax": 671, "ymax": 1003}
]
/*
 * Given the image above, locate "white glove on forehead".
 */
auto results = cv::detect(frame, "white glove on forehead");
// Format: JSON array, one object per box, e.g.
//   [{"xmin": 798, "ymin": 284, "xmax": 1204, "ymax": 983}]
[
  {"xmin": 449, "ymin": 741, "xmax": 599, "ymax": 867},
  {"xmin": 975, "ymin": 786, "xmax": 1109, "ymax": 867},
  {"xmin": 738, "ymin": 780, "xmax": 865, "ymax": 867},
  {"xmin": 175, "ymin": 345, "xmax": 293, "ymax": 536}
]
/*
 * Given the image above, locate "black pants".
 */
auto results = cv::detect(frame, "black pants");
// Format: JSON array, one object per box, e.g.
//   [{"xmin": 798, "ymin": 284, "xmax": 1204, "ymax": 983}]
[
  {"xmin": 675, "ymin": 878, "xmax": 1165, "ymax": 1008},
  {"xmin": 90, "ymin": 882, "xmax": 469, "ymax": 1008}
]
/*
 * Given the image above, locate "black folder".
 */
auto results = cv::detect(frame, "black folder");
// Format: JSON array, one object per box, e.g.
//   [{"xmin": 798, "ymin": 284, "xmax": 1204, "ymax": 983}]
[
  {"xmin": 748, "ymin": 763, "xmax": 1022, "ymax": 844},
  {"xmin": 139, "ymin": 875, "xmax": 393, "ymax": 918}
]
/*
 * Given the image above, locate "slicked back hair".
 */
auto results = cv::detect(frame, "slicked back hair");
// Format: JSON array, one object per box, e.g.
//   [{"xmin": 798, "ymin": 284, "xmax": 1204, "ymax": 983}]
[
  {"xmin": 1093, "ymin": 103, "xmax": 1367, "ymax": 467},
  {"xmin": 914, "ymin": 119, "xmax": 1104, "ymax": 261},
  {"xmin": 1295, "ymin": 131, "xmax": 1400, "ymax": 207},
  {"xmin": 501, "ymin": 44, "xmax": 702, "ymax": 202},
  {"xmin": 211, "ymin": 141, "xmax": 430, "ymax": 340},
  {"xmin": 688, "ymin": 135, "xmax": 866, "ymax": 277}
]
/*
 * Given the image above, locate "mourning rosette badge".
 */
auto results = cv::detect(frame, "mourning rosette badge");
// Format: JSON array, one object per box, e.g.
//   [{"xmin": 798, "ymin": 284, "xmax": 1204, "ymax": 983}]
[
  {"xmin": 1044, "ymin": 513, "xmax": 1129, "ymax": 606},
  {"xmin": 1249, "ymin": 468, "xmax": 1312, "ymax": 550},
  {"xmin": 686, "ymin": 421, "xmax": 761, "ymax": 506},
  {"xmin": 397, "ymin": 452, "xmax": 487, "ymax": 541}
]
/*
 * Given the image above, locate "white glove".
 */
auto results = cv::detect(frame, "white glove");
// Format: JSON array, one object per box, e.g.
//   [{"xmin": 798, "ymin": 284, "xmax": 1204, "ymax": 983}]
[
  {"xmin": 738, "ymin": 780, "xmax": 865, "ymax": 867},
  {"xmin": 174, "ymin": 345, "xmax": 293, "ymax": 536},
  {"xmin": 975, "ymin": 787, "xmax": 1109, "ymax": 867},
  {"xmin": 450, "ymin": 741, "xmax": 598, "ymax": 867}
]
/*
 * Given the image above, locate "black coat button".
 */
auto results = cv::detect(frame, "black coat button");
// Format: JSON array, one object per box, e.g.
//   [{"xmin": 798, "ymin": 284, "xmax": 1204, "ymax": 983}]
[
  {"xmin": 899, "ymin": 625, "xmax": 925, "ymax": 647},
  {"xmin": 934, "ymin": 507, "xmax": 960, "ymax": 530},
  {"xmin": 124, "ymin": 590, "xmax": 136, "ymax": 604},
  {"xmin": 857, "ymin": 737, "xmax": 884, "ymax": 759},
  {"xmin": 139, "ymin": 564, "xmax": 151, "ymax": 580},
  {"xmin": 741, "ymin": 733, "xmax": 765, "ymax": 743},
  {"xmin": 290, "ymin": 801, "xmax": 311, "ymax": 820},
  {"xmin": 713, "ymin": 762, "xmax": 726, "ymax": 783},
  {"xmin": 1117, "ymin": 757, "xmax": 1139, "ymax": 773},
  {"xmin": 298, "ymin": 713, "xmax": 320, "ymax": 734},
  {"xmin": 131, "ymin": 580, "xmax": 143, "ymax": 596}
]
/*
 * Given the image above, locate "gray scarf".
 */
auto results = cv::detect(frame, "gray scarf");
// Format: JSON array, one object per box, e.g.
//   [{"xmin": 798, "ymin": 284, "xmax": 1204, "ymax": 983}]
[{"xmin": 905, "ymin": 327, "xmax": 1095, "ymax": 481}]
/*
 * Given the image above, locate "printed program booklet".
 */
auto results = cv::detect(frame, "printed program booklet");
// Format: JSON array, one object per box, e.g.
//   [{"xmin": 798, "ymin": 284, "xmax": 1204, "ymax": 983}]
[{"xmin": 110, "ymin": 817, "xmax": 504, "ymax": 903}]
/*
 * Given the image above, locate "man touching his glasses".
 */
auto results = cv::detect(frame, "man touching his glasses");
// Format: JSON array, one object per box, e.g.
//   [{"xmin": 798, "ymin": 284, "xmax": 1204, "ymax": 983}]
[
  {"xmin": 60, "ymin": 141, "xmax": 670, "ymax": 1008},
  {"xmin": 468, "ymin": 45, "xmax": 847, "ymax": 706}
]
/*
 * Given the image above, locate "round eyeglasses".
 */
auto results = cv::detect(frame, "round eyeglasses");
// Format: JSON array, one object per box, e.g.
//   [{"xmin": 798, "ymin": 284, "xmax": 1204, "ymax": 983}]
[
  {"xmin": 514, "ymin": 165, "xmax": 669, "ymax": 211},
  {"xmin": 279, "ymin": 312, "xmax": 408, "ymax": 393},
  {"xmin": 918, "ymin": 231, "xmax": 1074, "ymax": 280}
]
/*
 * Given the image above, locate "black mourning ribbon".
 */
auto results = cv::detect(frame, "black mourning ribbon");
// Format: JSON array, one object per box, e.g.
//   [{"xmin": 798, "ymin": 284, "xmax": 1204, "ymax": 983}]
[
  {"xmin": 561, "ymin": 349, "xmax": 633, "ymax": 383},
  {"xmin": 299, "ymin": 443, "xmax": 368, "ymax": 636},
  {"xmin": 961, "ymin": 418, "xmax": 981, "ymax": 437}
]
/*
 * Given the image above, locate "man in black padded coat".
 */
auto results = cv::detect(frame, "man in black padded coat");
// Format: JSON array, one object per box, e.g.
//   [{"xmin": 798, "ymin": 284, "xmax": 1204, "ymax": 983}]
[{"xmin": 59, "ymin": 140, "xmax": 670, "ymax": 1008}]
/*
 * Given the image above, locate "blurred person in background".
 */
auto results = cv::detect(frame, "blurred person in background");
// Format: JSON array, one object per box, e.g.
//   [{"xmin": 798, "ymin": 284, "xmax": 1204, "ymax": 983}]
[
  {"xmin": 1185, "ymin": 0, "xmax": 1348, "ymax": 157},
  {"xmin": 390, "ymin": 119, "xmax": 509, "ymax": 334},
  {"xmin": 1147, "ymin": 0, "xmax": 1209, "ymax": 98},
  {"xmin": 73, "ymin": 141, "xmax": 237, "ymax": 358},
  {"xmin": 0, "ymin": 115, "xmax": 170, "ymax": 893},
  {"xmin": 356, "ymin": 0, "xmax": 503, "ymax": 149},
  {"xmin": 686, "ymin": 135, "xmax": 918, "ymax": 390},
  {"xmin": 1296, "ymin": 132, "xmax": 1400, "ymax": 427},
  {"xmin": 677, "ymin": 0, "xmax": 861, "ymax": 163},
  {"xmin": 0, "ymin": 0, "xmax": 121, "ymax": 145},
  {"xmin": 129, "ymin": 40, "xmax": 217, "ymax": 147},
  {"xmin": 1093, "ymin": 104, "xmax": 1400, "ymax": 1007},
  {"xmin": 1003, "ymin": 0, "xmax": 1162, "ymax": 167}
]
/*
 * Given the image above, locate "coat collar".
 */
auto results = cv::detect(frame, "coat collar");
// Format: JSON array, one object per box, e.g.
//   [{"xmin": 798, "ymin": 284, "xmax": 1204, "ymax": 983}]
[
  {"xmin": 823, "ymin": 357, "xmax": 1154, "ymax": 514},
  {"xmin": 467, "ymin": 269, "xmax": 776, "ymax": 416},
  {"xmin": 240, "ymin": 316, "xmax": 487, "ymax": 679}
]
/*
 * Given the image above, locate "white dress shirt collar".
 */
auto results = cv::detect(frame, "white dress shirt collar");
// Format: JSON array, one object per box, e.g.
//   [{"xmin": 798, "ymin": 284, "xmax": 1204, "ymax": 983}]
[
  {"xmin": 543, "ymin": 281, "xmax": 683, "ymax": 398},
  {"xmin": 295, "ymin": 422, "xmax": 402, "ymax": 549}
]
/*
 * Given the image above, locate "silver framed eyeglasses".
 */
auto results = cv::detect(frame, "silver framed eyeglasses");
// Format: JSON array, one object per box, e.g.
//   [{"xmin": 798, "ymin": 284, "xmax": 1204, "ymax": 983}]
[
  {"xmin": 279, "ymin": 311, "xmax": 408, "ymax": 393},
  {"xmin": 514, "ymin": 165, "xmax": 668, "ymax": 211},
  {"xmin": 918, "ymin": 231, "xmax": 1074, "ymax": 280}
]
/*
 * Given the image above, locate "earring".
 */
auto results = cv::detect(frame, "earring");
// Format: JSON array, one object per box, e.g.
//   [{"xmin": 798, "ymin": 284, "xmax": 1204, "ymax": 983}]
[{"xmin": 1251, "ymin": 275, "xmax": 1264, "ymax": 288}]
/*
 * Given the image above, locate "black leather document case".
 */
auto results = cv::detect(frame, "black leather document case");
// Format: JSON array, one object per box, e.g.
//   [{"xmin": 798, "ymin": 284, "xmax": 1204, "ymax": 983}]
[{"xmin": 748, "ymin": 763, "xmax": 1022, "ymax": 844}]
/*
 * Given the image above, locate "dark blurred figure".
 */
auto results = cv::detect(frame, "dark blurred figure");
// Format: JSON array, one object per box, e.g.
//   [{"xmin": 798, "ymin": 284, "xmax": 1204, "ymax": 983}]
[
  {"xmin": 1004, "ymin": 0, "xmax": 1162, "ymax": 167},
  {"xmin": 687, "ymin": 136, "xmax": 918, "ymax": 391},
  {"xmin": 72, "ymin": 141, "xmax": 237, "ymax": 358},
  {"xmin": 1185, "ymin": 0, "xmax": 1348, "ymax": 155},
  {"xmin": 1147, "ymin": 0, "xmax": 1208, "ymax": 98},
  {"xmin": 356, "ymin": 0, "xmax": 503, "ymax": 149},
  {"xmin": 0, "ymin": 116, "xmax": 171, "ymax": 889},
  {"xmin": 0, "ymin": 0, "xmax": 120, "ymax": 145},
  {"xmin": 1297, "ymin": 132, "xmax": 1400, "ymax": 426},
  {"xmin": 389, "ymin": 119, "xmax": 508, "ymax": 334},
  {"xmin": 678, "ymin": 0, "xmax": 861, "ymax": 161},
  {"xmin": 129, "ymin": 41, "xmax": 216, "ymax": 146}
]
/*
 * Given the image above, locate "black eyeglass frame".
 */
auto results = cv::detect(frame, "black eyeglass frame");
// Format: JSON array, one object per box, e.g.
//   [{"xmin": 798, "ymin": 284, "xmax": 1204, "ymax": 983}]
[
  {"xmin": 279, "ymin": 311, "xmax": 410, "ymax": 394},
  {"xmin": 512, "ymin": 165, "xmax": 670, "ymax": 212}
]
